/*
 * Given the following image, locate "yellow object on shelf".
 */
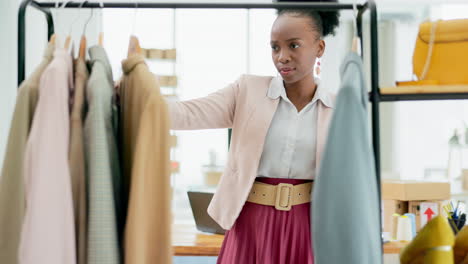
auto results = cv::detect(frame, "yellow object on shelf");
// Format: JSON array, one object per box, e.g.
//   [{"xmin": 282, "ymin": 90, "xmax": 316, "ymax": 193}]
[
  {"xmin": 381, "ymin": 85, "xmax": 468, "ymax": 95},
  {"xmin": 400, "ymin": 216, "xmax": 455, "ymax": 264},
  {"xmin": 454, "ymin": 226, "xmax": 468, "ymax": 264},
  {"xmin": 413, "ymin": 19, "xmax": 468, "ymax": 85}
]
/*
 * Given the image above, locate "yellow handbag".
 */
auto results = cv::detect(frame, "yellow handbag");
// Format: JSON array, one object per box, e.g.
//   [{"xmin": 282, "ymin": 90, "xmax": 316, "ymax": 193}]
[{"xmin": 412, "ymin": 19, "xmax": 468, "ymax": 85}]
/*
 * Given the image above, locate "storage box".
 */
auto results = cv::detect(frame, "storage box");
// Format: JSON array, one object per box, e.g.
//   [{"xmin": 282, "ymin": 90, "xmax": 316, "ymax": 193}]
[
  {"xmin": 409, "ymin": 200, "xmax": 445, "ymax": 231},
  {"xmin": 382, "ymin": 180, "xmax": 450, "ymax": 233},
  {"xmin": 382, "ymin": 180, "xmax": 450, "ymax": 201},
  {"xmin": 383, "ymin": 200, "xmax": 408, "ymax": 234}
]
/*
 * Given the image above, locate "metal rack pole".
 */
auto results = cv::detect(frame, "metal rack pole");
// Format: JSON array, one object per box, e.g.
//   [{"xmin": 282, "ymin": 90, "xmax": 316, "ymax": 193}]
[
  {"xmin": 24, "ymin": 1, "xmax": 366, "ymax": 9},
  {"xmin": 369, "ymin": 0, "xmax": 381, "ymax": 204},
  {"xmin": 368, "ymin": 1, "xmax": 383, "ymax": 257},
  {"xmin": 18, "ymin": 0, "xmax": 54, "ymax": 86}
]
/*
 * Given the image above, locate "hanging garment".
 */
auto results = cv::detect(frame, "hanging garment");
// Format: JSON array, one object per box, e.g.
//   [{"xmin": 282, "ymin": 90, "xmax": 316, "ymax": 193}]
[
  {"xmin": 454, "ymin": 226, "xmax": 468, "ymax": 264},
  {"xmin": 217, "ymin": 177, "xmax": 314, "ymax": 264},
  {"xmin": 168, "ymin": 74, "xmax": 334, "ymax": 229},
  {"xmin": 119, "ymin": 54, "xmax": 171, "ymax": 264},
  {"xmin": 69, "ymin": 57, "xmax": 89, "ymax": 264},
  {"xmin": 312, "ymin": 52, "xmax": 382, "ymax": 264},
  {"xmin": 400, "ymin": 216, "xmax": 455, "ymax": 264},
  {"xmin": 85, "ymin": 45, "xmax": 121, "ymax": 264},
  {"xmin": 19, "ymin": 48, "xmax": 75, "ymax": 264},
  {"xmin": 0, "ymin": 43, "xmax": 54, "ymax": 264}
]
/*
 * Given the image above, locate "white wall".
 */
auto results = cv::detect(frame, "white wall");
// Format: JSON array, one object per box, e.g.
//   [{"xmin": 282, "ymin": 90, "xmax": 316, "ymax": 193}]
[{"xmin": 0, "ymin": 0, "xmax": 19, "ymax": 171}]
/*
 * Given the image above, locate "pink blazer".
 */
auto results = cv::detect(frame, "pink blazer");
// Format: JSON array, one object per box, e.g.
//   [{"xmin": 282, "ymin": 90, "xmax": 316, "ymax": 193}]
[{"xmin": 168, "ymin": 74, "xmax": 335, "ymax": 230}]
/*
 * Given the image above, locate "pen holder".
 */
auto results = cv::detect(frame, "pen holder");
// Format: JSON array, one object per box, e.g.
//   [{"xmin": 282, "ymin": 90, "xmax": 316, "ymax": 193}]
[{"xmin": 448, "ymin": 218, "xmax": 466, "ymax": 234}]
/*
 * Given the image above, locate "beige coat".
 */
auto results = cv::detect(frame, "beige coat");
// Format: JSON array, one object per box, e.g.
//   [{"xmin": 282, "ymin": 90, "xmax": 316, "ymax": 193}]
[
  {"xmin": 0, "ymin": 43, "xmax": 54, "ymax": 264},
  {"xmin": 119, "ymin": 54, "xmax": 171, "ymax": 264},
  {"xmin": 168, "ymin": 74, "xmax": 335, "ymax": 230},
  {"xmin": 69, "ymin": 57, "xmax": 89, "ymax": 264}
]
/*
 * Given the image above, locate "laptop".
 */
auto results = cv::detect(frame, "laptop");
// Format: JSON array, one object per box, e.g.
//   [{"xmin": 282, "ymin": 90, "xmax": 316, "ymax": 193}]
[{"xmin": 187, "ymin": 191, "xmax": 226, "ymax": 235}]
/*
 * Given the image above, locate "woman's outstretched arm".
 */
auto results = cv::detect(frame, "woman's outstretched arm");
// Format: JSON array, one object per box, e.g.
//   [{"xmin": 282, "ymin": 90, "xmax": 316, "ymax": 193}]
[{"xmin": 168, "ymin": 75, "xmax": 244, "ymax": 130}]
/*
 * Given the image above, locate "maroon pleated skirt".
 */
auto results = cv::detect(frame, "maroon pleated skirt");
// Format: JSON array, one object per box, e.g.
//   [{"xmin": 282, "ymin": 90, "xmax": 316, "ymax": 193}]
[{"xmin": 217, "ymin": 177, "xmax": 314, "ymax": 264}]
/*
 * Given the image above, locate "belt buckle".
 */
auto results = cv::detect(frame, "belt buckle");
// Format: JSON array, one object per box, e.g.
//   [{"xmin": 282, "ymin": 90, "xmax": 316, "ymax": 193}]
[{"xmin": 275, "ymin": 183, "xmax": 293, "ymax": 211}]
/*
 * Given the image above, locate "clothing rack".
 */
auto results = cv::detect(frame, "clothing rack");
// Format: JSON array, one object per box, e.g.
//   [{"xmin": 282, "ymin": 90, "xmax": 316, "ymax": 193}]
[
  {"xmin": 18, "ymin": 0, "xmax": 380, "ymax": 250},
  {"xmin": 18, "ymin": 1, "xmax": 382, "ymax": 179},
  {"xmin": 18, "ymin": 0, "xmax": 380, "ymax": 173}
]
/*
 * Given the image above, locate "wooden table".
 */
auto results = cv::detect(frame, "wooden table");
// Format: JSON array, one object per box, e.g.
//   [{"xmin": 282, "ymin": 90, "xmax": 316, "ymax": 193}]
[
  {"xmin": 173, "ymin": 224, "xmax": 409, "ymax": 256},
  {"xmin": 383, "ymin": 241, "xmax": 410, "ymax": 254},
  {"xmin": 173, "ymin": 224, "xmax": 224, "ymax": 256}
]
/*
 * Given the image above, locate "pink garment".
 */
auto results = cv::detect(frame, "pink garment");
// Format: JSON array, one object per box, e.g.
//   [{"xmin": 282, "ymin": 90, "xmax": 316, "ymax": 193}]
[
  {"xmin": 19, "ymin": 49, "xmax": 76, "ymax": 264},
  {"xmin": 217, "ymin": 177, "xmax": 313, "ymax": 264}
]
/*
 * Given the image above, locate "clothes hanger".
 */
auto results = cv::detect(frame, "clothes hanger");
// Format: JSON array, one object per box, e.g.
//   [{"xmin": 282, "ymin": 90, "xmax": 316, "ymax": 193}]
[
  {"xmin": 79, "ymin": 2, "xmax": 94, "ymax": 59},
  {"xmin": 351, "ymin": 1, "xmax": 361, "ymax": 54},
  {"xmin": 61, "ymin": 0, "xmax": 75, "ymax": 49},
  {"xmin": 61, "ymin": 0, "xmax": 86, "ymax": 54},
  {"xmin": 50, "ymin": 0, "xmax": 73, "ymax": 47},
  {"xmin": 127, "ymin": 0, "xmax": 142, "ymax": 58},
  {"xmin": 98, "ymin": 1, "xmax": 104, "ymax": 46},
  {"xmin": 50, "ymin": 0, "xmax": 61, "ymax": 46},
  {"xmin": 49, "ymin": 34, "xmax": 57, "ymax": 45}
]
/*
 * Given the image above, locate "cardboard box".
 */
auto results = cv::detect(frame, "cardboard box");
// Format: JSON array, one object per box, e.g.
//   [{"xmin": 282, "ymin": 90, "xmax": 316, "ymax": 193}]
[
  {"xmin": 383, "ymin": 200, "xmax": 408, "ymax": 234},
  {"xmin": 409, "ymin": 200, "xmax": 445, "ymax": 231},
  {"xmin": 382, "ymin": 180, "xmax": 450, "ymax": 201}
]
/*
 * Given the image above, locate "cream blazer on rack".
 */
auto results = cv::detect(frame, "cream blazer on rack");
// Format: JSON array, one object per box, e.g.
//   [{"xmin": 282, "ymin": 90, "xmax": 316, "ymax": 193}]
[{"xmin": 168, "ymin": 74, "xmax": 335, "ymax": 230}]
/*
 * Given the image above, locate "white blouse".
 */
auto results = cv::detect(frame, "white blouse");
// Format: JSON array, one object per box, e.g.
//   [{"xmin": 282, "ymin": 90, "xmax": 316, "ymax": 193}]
[{"xmin": 257, "ymin": 76, "xmax": 333, "ymax": 180}]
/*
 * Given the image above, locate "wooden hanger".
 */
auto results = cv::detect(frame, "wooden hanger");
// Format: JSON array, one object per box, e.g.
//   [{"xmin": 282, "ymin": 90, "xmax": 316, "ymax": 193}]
[
  {"xmin": 60, "ymin": 0, "xmax": 74, "ymax": 49},
  {"xmin": 352, "ymin": 36, "xmax": 360, "ymax": 53},
  {"xmin": 98, "ymin": 1, "xmax": 104, "ymax": 46},
  {"xmin": 127, "ymin": 1, "xmax": 142, "ymax": 58},
  {"xmin": 98, "ymin": 32, "xmax": 104, "ymax": 46},
  {"xmin": 78, "ymin": 4, "xmax": 95, "ymax": 59},
  {"xmin": 49, "ymin": 34, "xmax": 56, "ymax": 45},
  {"xmin": 127, "ymin": 35, "xmax": 142, "ymax": 58},
  {"xmin": 351, "ymin": 2, "xmax": 361, "ymax": 54},
  {"xmin": 64, "ymin": 35, "xmax": 72, "ymax": 49},
  {"xmin": 79, "ymin": 36, "xmax": 87, "ymax": 59}
]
